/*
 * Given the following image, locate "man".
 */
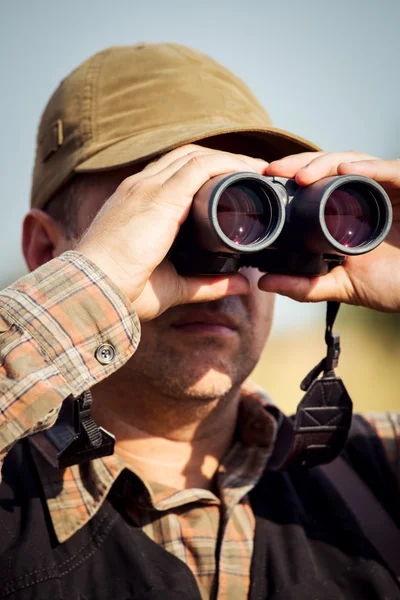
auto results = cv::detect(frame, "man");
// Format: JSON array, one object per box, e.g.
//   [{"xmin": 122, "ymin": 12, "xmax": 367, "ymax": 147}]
[{"xmin": 0, "ymin": 43, "xmax": 399, "ymax": 599}]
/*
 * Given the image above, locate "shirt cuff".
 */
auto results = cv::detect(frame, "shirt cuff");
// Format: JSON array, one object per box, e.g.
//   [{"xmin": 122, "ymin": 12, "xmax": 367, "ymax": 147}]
[{"xmin": 0, "ymin": 250, "xmax": 140, "ymax": 397}]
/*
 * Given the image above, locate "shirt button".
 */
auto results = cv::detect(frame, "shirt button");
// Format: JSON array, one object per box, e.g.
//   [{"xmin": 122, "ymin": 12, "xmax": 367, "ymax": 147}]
[{"xmin": 95, "ymin": 343, "xmax": 116, "ymax": 365}]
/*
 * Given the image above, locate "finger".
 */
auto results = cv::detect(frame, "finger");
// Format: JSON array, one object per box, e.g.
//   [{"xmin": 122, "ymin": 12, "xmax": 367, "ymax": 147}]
[
  {"xmin": 141, "ymin": 145, "xmax": 215, "ymax": 175},
  {"xmin": 337, "ymin": 159, "xmax": 400, "ymax": 189},
  {"xmin": 158, "ymin": 145, "xmax": 269, "ymax": 173},
  {"xmin": 141, "ymin": 144, "xmax": 268, "ymax": 179},
  {"xmin": 257, "ymin": 269, "xmax": 355, "ymax": 304},
  {"xmin": 152, "ymin": 152, "xmax": 265, "ymax": 213},
  {"xmin": 266, "ymin": 152, "xmax": 325, "ymax": 178},
  {"xmin": 266, "ymin": 151, "xmax": 377, "ymax": 184},
  {"xmin": 115, "ymin": 152, "xmax": 216, "ymax": 203},
  {"xmin": 194, "ymin": 146, "xmax": 268, "ymax": 172},
  {"xmin": 293, "ymin": 151, "xmax": 377, "ymax": 185},
  {"xmin": 220, "ymin": 151, "xmax": 268, "ymax": 171}
]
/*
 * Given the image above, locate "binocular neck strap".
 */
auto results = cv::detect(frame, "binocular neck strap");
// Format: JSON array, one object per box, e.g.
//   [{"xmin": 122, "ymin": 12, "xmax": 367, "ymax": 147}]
[
  {"xmin": 36, "ymin": 301, "xmax": 353, "ymax": 471},
  {"xmin": 267, "ymin": 300, "xmax": 353, "ymax": 472},
  {"xmin": 300, "ymin": 300, "xmax": 341, "ymax": 390}
]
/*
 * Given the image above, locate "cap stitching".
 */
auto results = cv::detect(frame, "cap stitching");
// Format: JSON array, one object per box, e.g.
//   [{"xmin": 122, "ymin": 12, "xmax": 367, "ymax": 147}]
[
  {"xmin": 91, "ymin": 49, "xmax": 111, "ymax": 147},
  {"xmin": 80, "ymin": 52, "xmax": 107, "ymax": 146}
]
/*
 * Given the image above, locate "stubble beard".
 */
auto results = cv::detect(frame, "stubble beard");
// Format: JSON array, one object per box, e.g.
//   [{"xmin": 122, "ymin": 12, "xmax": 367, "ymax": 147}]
[{"xmin": 126, "ymin": 333, "xmax": 259, "ymax": 406}]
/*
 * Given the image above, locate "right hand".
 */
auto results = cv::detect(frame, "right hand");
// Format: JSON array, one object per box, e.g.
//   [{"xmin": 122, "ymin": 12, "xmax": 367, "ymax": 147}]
[{"xmin": 76, "ymin": 145, "xmax": 268, "ymax": 321}]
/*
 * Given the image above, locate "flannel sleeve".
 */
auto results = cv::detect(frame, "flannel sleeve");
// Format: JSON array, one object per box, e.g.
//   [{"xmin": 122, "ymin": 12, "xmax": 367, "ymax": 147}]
[
  {"xmin": 364, "ymin": 412, "xmax": 400, "ymax": 489},
  {"xmin": 0, "ymin": 250, "xmax": 140, "ymax": 470}
]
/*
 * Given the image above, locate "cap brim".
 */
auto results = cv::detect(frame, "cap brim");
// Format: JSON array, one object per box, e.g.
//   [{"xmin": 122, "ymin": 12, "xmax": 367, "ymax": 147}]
[{"xmin": 75, "ymin": 122, "xmax": 320, "ymax": 173}]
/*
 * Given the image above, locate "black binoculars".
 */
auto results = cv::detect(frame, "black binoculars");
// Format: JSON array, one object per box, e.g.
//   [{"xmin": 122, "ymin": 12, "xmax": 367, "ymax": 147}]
[{"xmin": 171, "ymin": 173, "xmax": 393, "ymax": 276}]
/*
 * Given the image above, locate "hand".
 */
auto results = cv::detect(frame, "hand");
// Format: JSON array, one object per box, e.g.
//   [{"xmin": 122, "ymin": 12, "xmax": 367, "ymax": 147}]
[
  {"xmin": 76, "ymin": 145, "xmax": 268, "ymax": 321},
  {"xmin": 258, "ymin": 151, "xmax": 400, "ymax": 312}
]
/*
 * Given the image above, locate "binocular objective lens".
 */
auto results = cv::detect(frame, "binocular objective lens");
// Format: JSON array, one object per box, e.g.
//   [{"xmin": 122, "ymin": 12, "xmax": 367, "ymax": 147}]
[
  {"xmin": 217, "ymin": 184, "xmax": 273, "ymax": 246},
  {"xmin": 324, "ymin": 185, "xmax": 379, "ymax": 248}
]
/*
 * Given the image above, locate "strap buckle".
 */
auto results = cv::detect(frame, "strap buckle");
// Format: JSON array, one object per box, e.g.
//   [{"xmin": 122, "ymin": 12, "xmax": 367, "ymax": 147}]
[
  {"xmin": 32, "ymin": 390, "xmax": 115, "ymax": 469},
  {"xmin": 268, "ymin": 301, "xmax": 353, "ymax": 471}
]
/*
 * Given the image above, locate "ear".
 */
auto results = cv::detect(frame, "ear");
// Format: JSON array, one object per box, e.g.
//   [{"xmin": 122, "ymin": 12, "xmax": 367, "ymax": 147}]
[{"xmin": 22, "ymin": 209, "xmax": 71, "ymax": 272}]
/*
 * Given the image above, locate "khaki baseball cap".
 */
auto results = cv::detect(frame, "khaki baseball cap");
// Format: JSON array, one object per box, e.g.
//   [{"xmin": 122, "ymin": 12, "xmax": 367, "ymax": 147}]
[{"xmin": 31, "ymin": 43, "xmax": 320, "ymax": 210}]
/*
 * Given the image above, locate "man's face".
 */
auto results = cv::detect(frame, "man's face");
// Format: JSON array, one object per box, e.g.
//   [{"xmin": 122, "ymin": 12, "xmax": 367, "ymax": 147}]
[{"xmin": 66, "ymin": 141, "xmax": 275, "ymax": 403}]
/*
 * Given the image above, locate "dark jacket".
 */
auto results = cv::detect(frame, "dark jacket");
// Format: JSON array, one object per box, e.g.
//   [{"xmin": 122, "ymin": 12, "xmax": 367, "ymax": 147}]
[{"xmin": 0, "ymin": 416, "xmax": 399, "ymax": 600}]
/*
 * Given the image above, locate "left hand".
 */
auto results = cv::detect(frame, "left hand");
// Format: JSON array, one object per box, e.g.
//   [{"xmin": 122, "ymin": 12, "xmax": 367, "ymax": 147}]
[{"xmin": 258, "ymin": 151, "xmax": 400, "ymax": 312}]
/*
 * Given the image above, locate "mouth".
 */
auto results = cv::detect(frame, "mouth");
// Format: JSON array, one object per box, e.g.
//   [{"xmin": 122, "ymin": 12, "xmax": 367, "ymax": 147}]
[{"xmin": 170, "ymin": 311, "xmax": 240, "ymax": 336}]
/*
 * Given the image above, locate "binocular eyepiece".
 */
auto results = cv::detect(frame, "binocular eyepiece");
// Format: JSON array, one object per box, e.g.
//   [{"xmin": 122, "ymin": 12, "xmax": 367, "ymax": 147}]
[{"xmin": 171, "ymin": 173, "xmax": 392, "ymax": 276}]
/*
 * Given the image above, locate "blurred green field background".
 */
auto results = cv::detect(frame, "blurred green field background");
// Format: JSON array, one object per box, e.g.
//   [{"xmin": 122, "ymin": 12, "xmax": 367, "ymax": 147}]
[{"xmin": 251, "ymin": 305, "xmax": 400, "ymax": 415}]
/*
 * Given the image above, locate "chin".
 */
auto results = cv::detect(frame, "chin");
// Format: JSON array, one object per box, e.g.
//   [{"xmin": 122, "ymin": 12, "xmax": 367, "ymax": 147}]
[
  {"xmin": 122, "ymin": 334, "xmax": 260, "ymax": 404},
  {"xmin": 182, "ymin": 369, "xmax": 236, "ymax": 401}
]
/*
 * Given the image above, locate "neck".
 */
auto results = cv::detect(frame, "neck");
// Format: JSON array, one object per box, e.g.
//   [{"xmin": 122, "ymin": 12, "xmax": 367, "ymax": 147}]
[{"xmin": 91, "ymin": 373, "xmax": 241, "ymax": 491}]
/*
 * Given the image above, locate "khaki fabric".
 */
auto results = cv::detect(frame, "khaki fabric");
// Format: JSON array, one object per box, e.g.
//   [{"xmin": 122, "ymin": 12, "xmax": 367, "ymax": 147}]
[{"xmin": 31, "ymin": 43, "xmax": 320, "ymax": 210}]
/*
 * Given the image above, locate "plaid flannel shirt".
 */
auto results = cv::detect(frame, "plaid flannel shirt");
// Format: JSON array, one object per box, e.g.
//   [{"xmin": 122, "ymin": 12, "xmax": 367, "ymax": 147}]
[{"xmin": 0, "ymin": 251, "xmax": 398, "ymax": 599}]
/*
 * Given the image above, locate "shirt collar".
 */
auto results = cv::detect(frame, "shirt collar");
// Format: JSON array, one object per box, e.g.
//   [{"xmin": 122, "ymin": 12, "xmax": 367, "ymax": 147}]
[{"xmin": 30, "ymin": 381, "xmax": 278, "ymax": 543}]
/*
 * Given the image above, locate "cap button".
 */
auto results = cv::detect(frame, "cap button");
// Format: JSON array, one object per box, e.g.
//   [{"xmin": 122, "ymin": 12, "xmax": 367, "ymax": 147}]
[{"xmin": 95, "ymin": 343, "xmax": 116, "ymax": 365}]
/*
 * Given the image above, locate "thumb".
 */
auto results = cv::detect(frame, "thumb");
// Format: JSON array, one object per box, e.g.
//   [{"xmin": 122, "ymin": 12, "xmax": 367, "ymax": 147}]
[
  {"xmin": 337, "ymin": 159, "xmax": 400, "ymax": 188},
  {"xmin": 258, "ymin": 270, "xmax": 354, "ymax": 304},
  {"xmin": 173, "ymin": 272, "xmax": 251, "ymax": 306}
]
